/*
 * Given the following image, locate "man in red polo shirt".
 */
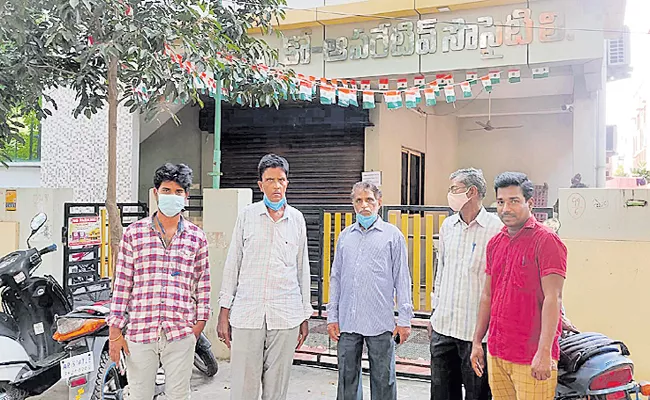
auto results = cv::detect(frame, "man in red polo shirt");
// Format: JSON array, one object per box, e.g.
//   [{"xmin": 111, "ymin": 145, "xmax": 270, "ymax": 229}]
[{"xmin": 470, "ymin": 172, "xmax": 567, "ymax": 400}]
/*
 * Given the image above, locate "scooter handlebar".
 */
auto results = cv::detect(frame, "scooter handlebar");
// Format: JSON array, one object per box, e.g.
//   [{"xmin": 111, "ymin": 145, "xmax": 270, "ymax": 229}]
[{"xmin": 39, "ymin": 244, "xmax": 58, "ymax": 256}]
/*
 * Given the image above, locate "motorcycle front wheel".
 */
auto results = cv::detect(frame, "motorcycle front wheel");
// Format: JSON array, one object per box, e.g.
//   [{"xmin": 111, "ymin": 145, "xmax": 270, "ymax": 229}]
[
  {"xmin": 0, "ymin": 383, "xmax": 28, "ymax": 400},
  {"xmin": 193, "ymin": 348, "xmax": 218, "ymax": 377}
]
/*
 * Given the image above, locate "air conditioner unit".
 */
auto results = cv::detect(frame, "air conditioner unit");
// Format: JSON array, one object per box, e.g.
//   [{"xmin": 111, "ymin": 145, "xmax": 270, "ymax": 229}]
[{"xmin": 607, "ymin": 26, "xmax": 632, "ymax": 81}]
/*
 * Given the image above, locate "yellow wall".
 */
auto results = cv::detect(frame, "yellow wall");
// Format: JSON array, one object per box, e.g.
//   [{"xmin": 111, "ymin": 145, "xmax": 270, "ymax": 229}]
[{"xmin": 563, "ymin": 239, "xmax": 650, "ymax": 381}]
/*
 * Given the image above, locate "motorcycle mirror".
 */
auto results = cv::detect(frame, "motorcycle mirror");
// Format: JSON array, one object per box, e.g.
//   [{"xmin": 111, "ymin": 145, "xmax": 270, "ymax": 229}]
[
  {"xmin": 27, "ymin": 213, "xmax": 48, "ymax": 247},
  {"xmin": 30, "ymin": 213, "xmax": 48, "ymax": 233}
]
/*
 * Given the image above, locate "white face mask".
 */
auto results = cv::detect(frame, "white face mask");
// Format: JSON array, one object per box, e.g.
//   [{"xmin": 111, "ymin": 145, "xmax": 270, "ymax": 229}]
[
  {"xmin": 447, "ymin": 190, "xmax": 471, "ymax": 212},
  {"xmin": 158, "ymin": 194, "xmax": 186, "ymax": 217}
]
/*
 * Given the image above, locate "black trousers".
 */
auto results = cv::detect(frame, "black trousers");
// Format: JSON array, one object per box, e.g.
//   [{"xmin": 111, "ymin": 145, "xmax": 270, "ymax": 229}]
[{"xmin": 430, "ymin": 330, "xmax": 491, "ymax": 400}]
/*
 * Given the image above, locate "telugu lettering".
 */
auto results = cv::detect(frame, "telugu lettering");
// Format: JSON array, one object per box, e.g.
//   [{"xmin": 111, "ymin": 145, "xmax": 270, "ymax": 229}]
[{"xmin": 280, "ymin": 8, "xmax": 564, "ymax": 65}]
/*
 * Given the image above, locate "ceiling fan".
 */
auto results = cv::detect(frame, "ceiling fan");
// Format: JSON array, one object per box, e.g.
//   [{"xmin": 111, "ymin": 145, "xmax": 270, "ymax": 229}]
[{"xmin": 466, "ymin": 94, "xmax": 524, "ymax": 132}]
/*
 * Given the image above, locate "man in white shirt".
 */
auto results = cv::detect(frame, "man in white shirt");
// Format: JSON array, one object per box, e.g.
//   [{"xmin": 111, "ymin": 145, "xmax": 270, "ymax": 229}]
[
  {"xmin": 429, "ymin": 168, "xmax": 503, "ymax": 400},
  {"xmin": 217, "ymin": 154, "xmax": 313, "ymax": 400}
]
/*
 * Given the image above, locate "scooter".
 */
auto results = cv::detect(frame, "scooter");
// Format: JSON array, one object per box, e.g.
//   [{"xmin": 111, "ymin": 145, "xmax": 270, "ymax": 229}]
[
  {"xmin": 0, "ymin": 213, "xmax": 71, "ymax": 400},
  {"xmin": 54, "ymin": 298, "xmax": 218, "ymax": 399},
  {"xmin": 557, "ymin": 331, "xmax": 650, "ymax": 399}
]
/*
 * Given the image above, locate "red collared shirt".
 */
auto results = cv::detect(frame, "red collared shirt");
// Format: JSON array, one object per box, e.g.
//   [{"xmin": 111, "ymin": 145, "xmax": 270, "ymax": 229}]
[
  {"xmin": 486, "ymin": 217, "xmax": 567, "ymax": 364},
  {"xmin": 107, "ymin": 215, "xmax": 211, "ymax": 344}
]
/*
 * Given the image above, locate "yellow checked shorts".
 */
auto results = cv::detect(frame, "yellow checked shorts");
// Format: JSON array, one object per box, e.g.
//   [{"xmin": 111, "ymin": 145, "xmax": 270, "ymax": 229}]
[{"xmin": 487, "ymin": 354, "xmax": 558, "ymax": 400}]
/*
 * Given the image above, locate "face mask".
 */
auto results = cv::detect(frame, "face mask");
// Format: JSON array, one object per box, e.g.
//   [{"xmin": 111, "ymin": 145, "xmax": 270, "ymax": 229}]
[
  {"xmin": 447, "ymin": 190, "xmax": 471, "ymax": 212},
  {"xmin": 356, "ymin": 213, "xmax": 378, "ymax": 229},
  {"xmin": 158, "ymin": 194, "xmax": 186, "ymax": 217},
  {"xmin": 264, "ymin": 195, "xmax": 286, "ymax": 211}
]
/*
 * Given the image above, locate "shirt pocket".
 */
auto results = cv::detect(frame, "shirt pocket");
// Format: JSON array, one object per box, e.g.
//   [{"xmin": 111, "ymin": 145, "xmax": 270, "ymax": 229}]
[
  {"xmin": 278, "ymin": 230, "xmax": 300, "ymax": 267},
  {"xmin": 170, "ymin": 246, "xmax": 196, "ymax": 290},
  {"xmin": 368, "ymin": 242, "xmax": 392, "ymax": 275},
  {"xmin": 512, "ymin": 254, "xmax": 537, "ymax": 291}
]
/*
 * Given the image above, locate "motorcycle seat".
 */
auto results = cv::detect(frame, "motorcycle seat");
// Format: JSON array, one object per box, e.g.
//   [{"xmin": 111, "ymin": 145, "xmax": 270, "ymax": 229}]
[{"xmin": 559, "ymin": 332, "xmax": 630, "ymax": 373}]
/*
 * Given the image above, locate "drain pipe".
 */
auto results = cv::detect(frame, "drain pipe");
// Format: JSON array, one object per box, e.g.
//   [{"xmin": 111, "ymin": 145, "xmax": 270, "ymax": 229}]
[
  {"xmin": 211, "ymin": 0, "xmax": 223, "ymax": 190},
  {"xmin": 595, "ymin": 57, "xmax": 607, "ymax": 187}
]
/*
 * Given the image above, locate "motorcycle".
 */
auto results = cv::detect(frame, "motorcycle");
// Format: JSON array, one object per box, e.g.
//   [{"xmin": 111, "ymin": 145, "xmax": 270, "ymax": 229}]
[
  {"xmin": 0, "ymin": 213, "xmax": 71, "ymax": 400},
  {"xmin": 557, "ymin": 331, "xmax": 650, "ymax": 399},
  {"xmin": 54, "ymin": 297, "xmax": 218, "ymax": 399}
]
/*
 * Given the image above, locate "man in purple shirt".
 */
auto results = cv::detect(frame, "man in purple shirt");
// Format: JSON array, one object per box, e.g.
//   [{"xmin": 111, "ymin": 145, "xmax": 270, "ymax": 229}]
[{"xmin": 327, "ymin": 181, "xmax": 414, "ymax": 400}]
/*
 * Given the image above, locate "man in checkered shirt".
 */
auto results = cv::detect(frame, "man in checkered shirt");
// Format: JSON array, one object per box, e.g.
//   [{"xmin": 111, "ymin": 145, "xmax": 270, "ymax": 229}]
[
  {"xmin": 107, "ymin": 163, "xmax": 211, "ymax": 400},
  {"xmin": 217, "ymin": 154, "xmax": 313, "ymax": 400}
]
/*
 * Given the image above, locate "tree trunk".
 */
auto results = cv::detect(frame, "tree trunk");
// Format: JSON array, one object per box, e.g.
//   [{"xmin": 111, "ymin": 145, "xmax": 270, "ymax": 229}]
[{"xmin": 106, "ymin": 55, "xmax": 122, "ymax": 269}]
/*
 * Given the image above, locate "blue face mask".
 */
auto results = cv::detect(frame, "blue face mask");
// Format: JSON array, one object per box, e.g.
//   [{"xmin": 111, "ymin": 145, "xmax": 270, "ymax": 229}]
[
  {"xmin": 356, "ymin": 213, "xmax": 378, "ymax": 229},
  {"xmin": 264, "ymin": 195, "xmax": 286, "ymax": 211},
  {"xmin": 158, "ymin": 194, "xmax": 186, "ymax": 217}
]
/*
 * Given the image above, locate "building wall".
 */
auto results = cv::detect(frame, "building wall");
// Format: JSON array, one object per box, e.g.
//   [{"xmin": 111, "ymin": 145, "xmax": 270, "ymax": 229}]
[
  {"xmin": 40, "ymin": 88, "xmax": 139, "ymax": 203},
  {"xmin": 365, "ymin": 105, "xmax": 427, "ymax": 205},
  {"xmin": 139, "ymin": 104, "xmax": 204, "ymax": 202},
  {"xmin": 365, "ymin": 104, "xmax": 458, "ymax": 205},
  {"xmin": 425, "ymin": 115, "xmax": 459, "ymax": 205},
  {"xmin": 0, "ymin": 164, "xmax": 41, "ymax": 188},
  {"xmin": 368, "ymin": 106, "xmax": 576, "ymax": 207},
  {"xmin": 263, "ymin": 0, "xmax": 606, "ymax": 79},
  {"xmin": 0, "ymin": 188, "xmax": 74, "ymax": 284},
  {"xmin": 278, "ymin": 0, "xmax": 579, "ymax": 29},
  {"xmin": 458, "ymin": 114, "xmax": 574, "ymax": 206}
]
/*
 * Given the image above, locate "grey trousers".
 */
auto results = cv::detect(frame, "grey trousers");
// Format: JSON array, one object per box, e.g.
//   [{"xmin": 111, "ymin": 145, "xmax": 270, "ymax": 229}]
[
  {"xmin": 125, "ymin": 331, "xmax": 196, "ymax": 400},
  {"xmin": 230, "ymin": 321, "xmax": 300, "ymax": 400},
  {"xmin": 337, "ymin": 332, "xmax": 397, "ymax": 400}
]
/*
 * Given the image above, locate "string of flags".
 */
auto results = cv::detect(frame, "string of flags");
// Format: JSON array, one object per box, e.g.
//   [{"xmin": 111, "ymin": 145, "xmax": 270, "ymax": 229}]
[{"xmin": 150, "ymin": 43, "xmax": 551, "ymax": 111}]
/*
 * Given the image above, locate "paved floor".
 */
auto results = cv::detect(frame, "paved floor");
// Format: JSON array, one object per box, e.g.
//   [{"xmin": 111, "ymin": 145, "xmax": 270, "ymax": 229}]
[{"xmin": 32, "ymin": 361, "xmax": 430, "ymax": 399}]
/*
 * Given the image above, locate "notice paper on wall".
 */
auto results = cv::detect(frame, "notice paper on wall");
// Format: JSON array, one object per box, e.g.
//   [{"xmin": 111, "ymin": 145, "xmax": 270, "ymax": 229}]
[
  {"xmin": 5, "ymin": 190, "xmax": 16, "ymax": 211},
  {"xmin": 362, "ymin": 171, "xmax": 382, "ymax": 187}
]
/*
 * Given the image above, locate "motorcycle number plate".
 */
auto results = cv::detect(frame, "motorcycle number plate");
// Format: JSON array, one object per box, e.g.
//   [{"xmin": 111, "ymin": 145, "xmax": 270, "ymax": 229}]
[{"xmin": 61, "ymin": 352, "xmax": 94, "ymax": 380}]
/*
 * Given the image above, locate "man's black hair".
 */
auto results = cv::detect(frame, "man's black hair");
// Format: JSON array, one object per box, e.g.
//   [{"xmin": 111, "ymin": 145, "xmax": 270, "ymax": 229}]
[
  {"xmin": 153, "ymin": 163, "xmax": 193, "ymax": 192},
  {"xmin": 494, "ymin": 172, "xmax": 534, "ymax": 201},
  {"xmin": 258, "ymin": 154, "xmax": 289, "ymax": 181}
]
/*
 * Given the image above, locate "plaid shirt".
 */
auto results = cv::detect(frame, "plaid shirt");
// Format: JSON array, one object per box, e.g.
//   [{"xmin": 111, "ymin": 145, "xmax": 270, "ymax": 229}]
[
  {"xmin": 107, "ymin": 214, "xmax": 211, "ymax": 344},
  {"xmin": 219, "ymin": 201, "xmax": 313, "ymax": 330}
]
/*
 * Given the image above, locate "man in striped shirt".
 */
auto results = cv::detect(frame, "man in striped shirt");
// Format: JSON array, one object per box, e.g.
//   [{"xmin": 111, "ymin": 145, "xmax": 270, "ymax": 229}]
[
  {"xmin": 107, "ymin": 163, "xmax": 211, "ymax": 400},
  {"xmin": 429, "ymin": 168, "xmax": 502, "ymax": 400},
  {"xmin": 218, "ymin": 154, "xmax": 313, "ymax": 400},
  {"xmin": 327, "ymin": 182, "xmax": 414, "ymax": 400}
]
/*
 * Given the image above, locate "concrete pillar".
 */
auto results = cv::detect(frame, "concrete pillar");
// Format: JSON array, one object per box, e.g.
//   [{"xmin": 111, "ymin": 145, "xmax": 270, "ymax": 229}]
[
  {"xmin": 572, "ymin": 91, "xmax": 598, "ymax": 188},
  {"xmin": 202, "ymin": 188, "xmax": 252, "ymax": 359}
]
